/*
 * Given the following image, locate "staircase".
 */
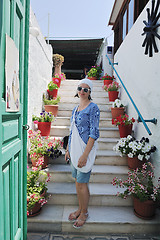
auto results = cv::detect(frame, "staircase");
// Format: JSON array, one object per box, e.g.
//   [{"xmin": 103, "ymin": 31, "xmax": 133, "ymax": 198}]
[{"xmin": 27, "ymin": 80, "xmax": 160, "ymax": 234}]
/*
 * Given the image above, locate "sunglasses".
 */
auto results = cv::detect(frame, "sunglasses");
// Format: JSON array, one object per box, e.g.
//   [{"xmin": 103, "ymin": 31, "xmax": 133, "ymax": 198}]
[{"xmin": 77, "ymin": 86, "xmax": 90, "ymax": 93}]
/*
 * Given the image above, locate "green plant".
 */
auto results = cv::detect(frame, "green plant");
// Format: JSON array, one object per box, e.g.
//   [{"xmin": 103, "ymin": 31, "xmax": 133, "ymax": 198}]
[
  {"xmin": 103, "ymin": 81, "xmax": 120, "ymax": 92},
  {"xmin": 87, "ymin": 65, "xmax": 102, "ymax": 78},
  {"xmin": 43, "ymin": 95, "xmax": 60, "ymax": 105},
  {"xmin": 113, "ymin": 135, "xmax": 156, "ymax": 160},
  {"xmin": 53, "ymin": 54, "xmax": 64, "ymax": 67},
  {"xmin": 53, "ymin": 73, "xmax": 66, "ymax": 80},
  {"xmin": 112, "ymin": 162, "xmax": 160, "ymax": 202},
  {"xmin": 101, "ymin": 74, "xmax": 115, "ymax": 80},
  {"xmin": 32, "ymin": 111, "xmax": 54, "ymax": 122},
  {"xmin": 27, "ymin": 166, "xmax": 50, "ymax": 215},
  {"xmin": 48, "ymin": 81, "xmax": 58, "ymax": 91},
  {"xmin": 112, "ymin": 114, "xmax": 135, "ymax": 126}
]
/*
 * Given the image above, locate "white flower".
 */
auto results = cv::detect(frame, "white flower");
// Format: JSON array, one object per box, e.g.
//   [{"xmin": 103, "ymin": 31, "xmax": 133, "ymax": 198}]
[
  {"xmin": 127, "ymin": 135, "xmax": 132, "ymax": 140},
  {"xmin": 128, "ymin": 153, "xmax": 134, "ymax": 158},
  {"xmin": 129, "ymin": 142, "xmax": 134, "ymax": 148},
  {"xmin": 145, "ymin": 155, "xmax": 150, "ymax": 160},
  {"xmin": 138, "ymin": 154, "xmax": 143, "ymax": 161},
  {"xmin": 136, "ymin": 144, "xmax": 142, "ymax": 150}
]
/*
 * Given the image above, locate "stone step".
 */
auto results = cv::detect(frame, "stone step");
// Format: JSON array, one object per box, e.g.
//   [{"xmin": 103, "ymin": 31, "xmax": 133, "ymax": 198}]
[
  {"xmin": 53, "ymin": 117, "xmax": 113, "ymax": 128},
  {"xmin": 58, "ymin": 103, "xmax": 111, "ymax": 112},
  {"xmin": 46, "ymin": 164, "xmax": 128, "ymax": 183},
  {"xmin": 50, "ymin": 126, "xmax": 119, "ymax": 138},
  {"xmin": 47, "ymin": 182, "xmax": 132, "ymax": 206},
  {"xmin": 61, "ymin": 79, "xmax": 104, "ymax": 86},
  {"xmin": 59, "ymin": 90, "xmax": 108, "ymax": 98},
  {"xmin": 27, "ymin": 204, "xmax": 160, "ymax": 234},
  {"xmin": 57, "ymin": 109, "xmax": 112, "ymax": 118},
  {"xmin": 59, "ymin": 97, "xmax": 110, "ymax": 105},
  {"xmin": 46, "ymin": 150, "xmax": 127, "ymax": 166}
]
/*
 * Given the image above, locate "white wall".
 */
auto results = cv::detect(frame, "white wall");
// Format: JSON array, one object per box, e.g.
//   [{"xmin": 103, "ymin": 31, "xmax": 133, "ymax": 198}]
[
  {"xmin": 114, "ymin": 1, "xmax": 160, "ymax": 178},
  {"xmin": 28, "ymin": 7, "xmax": 53, "ymax": 129}
]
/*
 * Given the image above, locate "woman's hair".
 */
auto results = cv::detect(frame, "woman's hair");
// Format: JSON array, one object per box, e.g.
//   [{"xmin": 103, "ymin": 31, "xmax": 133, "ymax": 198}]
[{"xmin": 74, "ymin": 92, "xmax": 92, "ymax": 100}]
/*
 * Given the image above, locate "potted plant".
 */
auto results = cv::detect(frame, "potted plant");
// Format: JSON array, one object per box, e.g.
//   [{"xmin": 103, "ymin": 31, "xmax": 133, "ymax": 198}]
[
  {"xmin": 111, "ymin": 99, "xmax": 125, "ymax": 120},
  {"xmin": 113, "ymin": 135, "xmax": 156, "ymax": 169},
  {"xmin": 103, "ymin": 81, "xmax": 120, "ymax": 101},
  {"xmin": 53, "ymin": 53, "xmax": 64, "ymax": 75},
  {"xmin": 28, "ymin": 129, "xmax": 63, "ymax": 168},
  {"xmin": 112, "ymin": 114, "xmax": 135, "ymax": 138},
  {"xmin": 87, "ymin": 65, "xmax": 102, "ymax": 80},
  {"xmin": 112, "ymin": 162, "xmax": 160, "ymax": 219},
  {"xmin": 101, "ymin": 73, "xmax": 115, "ymax": 86},
  {"xmin": 47, "ymin": 81, "xmax": 59, "ymax": 98},
  {"xmin": 52, "ymin": 73, "xmax": 66, "ymax": 88},
  {"xmin": 43, "ymin": 94, "xmax": 60, "ymax": 117},
  {"xmin": 27, "ymin": 166, "xmax": 51, "ymax": 216},
  {"xmin": 32, "ymin": 111, "xmax": 54, "ymax": 136}
]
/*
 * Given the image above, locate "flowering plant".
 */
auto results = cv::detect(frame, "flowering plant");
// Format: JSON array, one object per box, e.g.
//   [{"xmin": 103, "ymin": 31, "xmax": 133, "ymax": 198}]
[
  {"xmin": 28, "ymin": 130, "xmax": 63, "ymax": 160},
  {"xmin": 32, "ymin": 111, "xmax": 54, "ymax": 122},
  {"xmin": 87, "ymin": 65, "xmax": 102, "ymax": 78},
  {"xmin": 113, "ymin": 135, "xmax": 156, "ymax": 161},
  {"xmin": 101, "ymin": 74, "xmax": 115, "ymax": 80},
  {"xmin": 103, "ymin": 81, "xmax": 120, "ymax": 92},
  {"xmin": 27, "ymin": 166, "xmax": 51, "ymax": 215},
  {"xmin": 53, "ymin": 54, "xmax": 64, "ymax": 67},
  {"xmin": 53, "ymin": 73, "xmax": 66, "ymax": 80},
  {"xmin": 43, "ymin": 95, "xmax": 60, "ymax": 105},
  {"xmin": 112, "ymin": 162, "xmax": 160, "ymax": 202},
  {"xmin": 48, "ymin": 81, "xmax": 58, "ymax": 91},
  {"xmin": 112, "ymin": 114, "xmax": 135, "ymax": 126},
  {"xmin": 112, "ymin": 99, "xmax": 125, "ymax": 108}
]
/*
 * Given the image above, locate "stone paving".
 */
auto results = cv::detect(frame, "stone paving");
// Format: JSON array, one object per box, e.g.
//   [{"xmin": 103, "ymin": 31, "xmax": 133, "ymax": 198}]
[{"xmin": 27, "ymin": 233, "xmax": 160, "ymax": 240}]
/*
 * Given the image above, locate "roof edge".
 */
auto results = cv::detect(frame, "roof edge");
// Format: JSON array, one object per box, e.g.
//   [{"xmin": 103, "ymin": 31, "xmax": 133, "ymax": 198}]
[{"xmin": 108, "ymin": 0, "xmax": 125, "ymax": 25}]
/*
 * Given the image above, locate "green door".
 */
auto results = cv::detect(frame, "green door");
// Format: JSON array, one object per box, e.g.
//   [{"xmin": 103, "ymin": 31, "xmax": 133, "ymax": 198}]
[{"xmin": 0, "ymin": 0, "xmax": 30, "ymax": 239}]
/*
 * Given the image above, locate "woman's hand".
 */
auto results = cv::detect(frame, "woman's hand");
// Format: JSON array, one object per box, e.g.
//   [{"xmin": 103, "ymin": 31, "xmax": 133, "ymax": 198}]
[
  {"xmin": 77, "ymin": 153, "xmax": 88, "ymax": 168},
  {"xmin": 65, "ymin": 150, "xmax": 70, "ymax": 163}
]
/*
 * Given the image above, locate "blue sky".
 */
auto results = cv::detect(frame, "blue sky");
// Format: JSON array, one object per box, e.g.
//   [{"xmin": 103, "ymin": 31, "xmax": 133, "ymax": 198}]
[{"xmin": 30, "ymin": 0, "xmax": 115, "ymax": 45}]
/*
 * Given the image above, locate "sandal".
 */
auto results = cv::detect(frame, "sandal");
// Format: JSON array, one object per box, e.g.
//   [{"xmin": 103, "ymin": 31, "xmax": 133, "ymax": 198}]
[
  {"xmin": 68, "ymin": 210, "xmax": 81, "ymax": 222},
  {"xmin": 73, "ymin": 212, "xmax": 89, "ymax": 229}
]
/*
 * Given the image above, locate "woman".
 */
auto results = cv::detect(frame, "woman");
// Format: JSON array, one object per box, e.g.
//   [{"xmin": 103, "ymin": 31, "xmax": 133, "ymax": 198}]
[{"xmin": 65, "ymin": 78, "xmax": 100, "ymax": 229}]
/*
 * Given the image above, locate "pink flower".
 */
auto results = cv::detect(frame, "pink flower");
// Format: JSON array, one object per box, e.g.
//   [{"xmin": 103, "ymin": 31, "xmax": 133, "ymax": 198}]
[{"xmin": 34, "ymin": 121, "xmax": 38, "ymax": 124}]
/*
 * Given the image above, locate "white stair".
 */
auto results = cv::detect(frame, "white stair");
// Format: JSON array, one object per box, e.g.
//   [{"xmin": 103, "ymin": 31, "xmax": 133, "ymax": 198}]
[{"xmin": 28, "ymin": 79, "xmax": 160, "ymax": 234}]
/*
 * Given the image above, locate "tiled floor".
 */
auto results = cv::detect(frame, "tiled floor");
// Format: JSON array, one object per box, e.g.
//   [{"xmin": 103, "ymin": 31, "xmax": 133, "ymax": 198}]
[{"xmin": 27, "ymin": 233, "xmax": 160, "ymax": 240}]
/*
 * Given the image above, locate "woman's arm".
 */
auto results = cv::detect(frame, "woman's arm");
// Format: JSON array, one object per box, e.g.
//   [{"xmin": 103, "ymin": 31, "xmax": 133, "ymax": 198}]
[{"xmin": 77, "ymin": 137, "xmax": 95, "ymax": 168}]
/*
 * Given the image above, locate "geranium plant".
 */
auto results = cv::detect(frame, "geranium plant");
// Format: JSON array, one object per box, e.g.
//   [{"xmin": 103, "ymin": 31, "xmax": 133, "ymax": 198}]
[
  {"xmin": 87, "ymin": 65, "xmax": 102, "ymax": 78},
  {"xmin": 112, "ymin": 114, "xmax": 135, "ymax": 126},
  {"xmin": 113, "ymin": 135, "xmax": 156, "ymax": 160},
  {"xmin": 27, "ymin": 166, "xmax": 51, "ymax": 216},
  {"xmin": 112, "ymin": 162, "xmax": 160, "ymax": 202},
  {"xmin": 53, "ymin": 73, "xmax": 66, "ymax": 80},
  {"xmin": 28, "ymin": 129, "xmax": 63, "ymax": 160},
  {"xmin": 32, "ymin": 111, "xmax": 54, "ymax": 122},
  {"xmin": 101, "ymin": 74, "xmax": 115, "ymax": 80},
  {"xmin": 48, "ymin": 81, "xmax": 58, "ymax": 91},
  {"xmin": 43, "ymin": 95, "xmax": 60, "ymax": 105},
  {"xmin": 103, "ymin": 81, "xmax": 120, "ymax": 92},
  {"xmin": 112, "ymin": 99, "xmax": 125, "ymax": 108}
]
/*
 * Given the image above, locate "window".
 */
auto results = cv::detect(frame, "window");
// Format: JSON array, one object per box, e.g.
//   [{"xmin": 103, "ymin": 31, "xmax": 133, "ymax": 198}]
[
  {"xmin": 128, "ymin": 0, "xmax": 134, "ymax": 31},
  {"xmin": 122, "ymin": 9, "xmax": 127, "ymax": 40}
]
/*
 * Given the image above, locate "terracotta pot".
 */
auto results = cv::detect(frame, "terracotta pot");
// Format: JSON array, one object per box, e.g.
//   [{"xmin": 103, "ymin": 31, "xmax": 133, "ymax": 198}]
[
  {"xmin": 108, "ymin": 91, "xmax": 119, "ymax": 101},
  {"xmin": 31, "ymin": 154, "xmax": 48, "ymax": 169},
  {"xmin": 44, "ymin": 105, "xmax": 58, "ymax": 117},
  {"xmin": 28, "ymin": 202, "xmax": 41, "ymax": 217},
  {"xmin": 127, "ymin": 156, "xmax": 145, "ymax": 170},
  {"xmin": 38, "ymin": 122, "xmax": 51, "ymax": 136},
  {"xmin": 88, "ymin": 77, "xmax": 97, "ymax": 80},
  {"xmin": 104, "ymin": 79, "xmax": 113, "ymax": 86},
  {"xmin": 118, "ymin": 124, "xmax": 132, "ymax": 138},
  {"xmin": 133, "ymin": 197, "xmax": 156, "ymax": 220},
  {"xmin": 48, "ymin": 89, "xmax": 58, "ymax": 98},
  {"xmin": 111, "ymin": 107, "xmax": 125, "ymax": 120},
  {"xmin": 52, "ymin": 77, "xmax": 61, "ymax": 88}
]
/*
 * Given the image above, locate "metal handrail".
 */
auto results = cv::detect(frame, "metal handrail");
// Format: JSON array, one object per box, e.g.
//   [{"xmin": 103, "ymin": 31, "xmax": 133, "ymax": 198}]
[{"xmin": 106, "ymin": 54, "xmax": 154, "ymax": 135}]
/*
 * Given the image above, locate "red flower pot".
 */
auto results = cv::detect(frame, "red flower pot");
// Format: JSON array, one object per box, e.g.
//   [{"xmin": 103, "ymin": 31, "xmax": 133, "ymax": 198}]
[
  {"xmin": 38, "ymin": 122, "xmax": 51, "ymax": 136},
  {"xmin": 31, "ymin": 154, "xmax": 48, "ymax": 169},
  {"xmin": 52, "ymin": 77, "xmax": 61, "ymax": 88},
  {"xmin": 118, "ymin": 124, "xmax": 132, "ymax": 138},
  {"xmin": 133, "ymin": 197, "xmax": 156, "ymax": 220},
  {"xmin": 104, "ymin": 79, "xmax": 113, "ymax": 86},
  {"xmin": 47, "ymin": 89, "xmax": 58, "ymax": 98},
  {"xmin": 44, "ymin": 105, "xmax": 58, "ymax": 117},
  {"xmin": 111, "ymin": 107, "xmax": 125, "ymax": 120},
  {"xmin": 127, "ymin": 156, "xmax": 145, "ymax": 170},
  {"xmin": 27, "ymin": 202, "xmax": 41, "ymax": 217},
  {"xmin": 88, "ymin": 77, "xmax": 97, "ymax": 80},
  {"xmin": 108, "ymin": 91, "xmax": 119, "ymax": 101}
]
